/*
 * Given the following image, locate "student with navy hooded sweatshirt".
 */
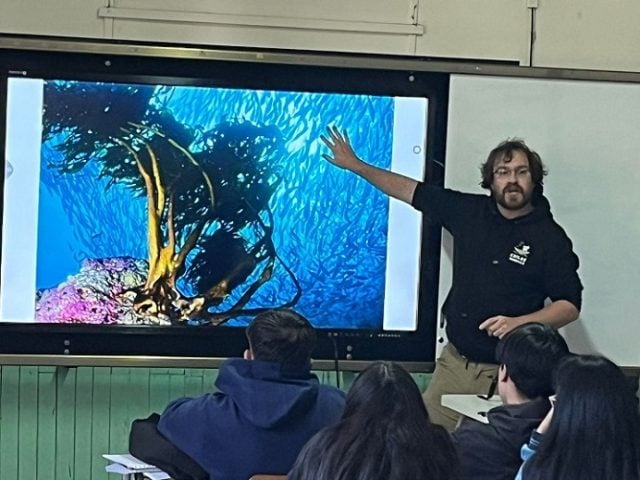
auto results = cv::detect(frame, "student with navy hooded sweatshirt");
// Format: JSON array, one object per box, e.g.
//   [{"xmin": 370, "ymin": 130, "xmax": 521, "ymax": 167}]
[{"xmin": 154, "ymin": 309, "xmax": 345, "ymax": 480}]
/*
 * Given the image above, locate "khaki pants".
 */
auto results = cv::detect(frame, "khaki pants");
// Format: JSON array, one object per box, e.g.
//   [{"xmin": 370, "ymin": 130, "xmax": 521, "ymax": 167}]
[{"xmin": 423, "ymin": 342, "xmax": 499, "ymax": 432}]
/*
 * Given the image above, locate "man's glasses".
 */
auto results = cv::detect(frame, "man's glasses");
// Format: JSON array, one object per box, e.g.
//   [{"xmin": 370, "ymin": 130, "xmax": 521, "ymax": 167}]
[{"xmin": 493, "ymin": 167, "xmax": 530, "ymax": 179}]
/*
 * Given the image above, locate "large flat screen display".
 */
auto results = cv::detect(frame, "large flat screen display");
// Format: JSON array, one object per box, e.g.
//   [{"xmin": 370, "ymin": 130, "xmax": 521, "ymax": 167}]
[{"xmin": 0, "ymin": 45, "xmax": 448, "ymax": 361}]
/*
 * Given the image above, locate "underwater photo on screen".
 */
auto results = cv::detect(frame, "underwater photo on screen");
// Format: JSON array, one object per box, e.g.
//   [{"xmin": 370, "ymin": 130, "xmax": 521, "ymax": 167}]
[{"xmin": 1, "ymin": 79, "xmax": 427, "ymax": 330}]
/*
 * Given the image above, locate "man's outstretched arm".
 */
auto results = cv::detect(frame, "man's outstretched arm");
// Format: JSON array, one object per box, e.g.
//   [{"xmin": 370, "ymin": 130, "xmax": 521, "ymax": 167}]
[{"xmin": 321, "ymin": 126, "xmax": 418, "ymax": 204}]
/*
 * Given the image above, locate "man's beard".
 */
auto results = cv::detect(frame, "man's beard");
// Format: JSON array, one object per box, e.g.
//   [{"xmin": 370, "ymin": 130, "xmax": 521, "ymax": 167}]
[{"xmin": 495, "ymin": 184, "xmax": 533, "ymax": 211}]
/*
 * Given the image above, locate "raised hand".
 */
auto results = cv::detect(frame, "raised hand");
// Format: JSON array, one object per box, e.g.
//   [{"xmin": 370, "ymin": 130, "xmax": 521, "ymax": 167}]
[
  {"xmin": 536, "ymin": 395, "xmax": 556, "ymax": 434},
  {"xmin": 319, "ymin": 126, "xmax": 417, "ymax": 204},
  {"xmin": 320, "ymin": 126, "xmax": 364, "ymax": 172}
]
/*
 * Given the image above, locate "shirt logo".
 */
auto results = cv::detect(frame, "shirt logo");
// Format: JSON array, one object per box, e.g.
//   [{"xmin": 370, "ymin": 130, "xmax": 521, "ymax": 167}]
[{"xmin": 509, "ymin": 242, "xmax": 530, "ymax": 266}]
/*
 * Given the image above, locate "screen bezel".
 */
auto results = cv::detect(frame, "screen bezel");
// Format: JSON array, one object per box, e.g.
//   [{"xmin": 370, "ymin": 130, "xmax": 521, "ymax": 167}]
[{"xmin": 0, "ymin": 43, "xmax": 448, "ymax": 364}]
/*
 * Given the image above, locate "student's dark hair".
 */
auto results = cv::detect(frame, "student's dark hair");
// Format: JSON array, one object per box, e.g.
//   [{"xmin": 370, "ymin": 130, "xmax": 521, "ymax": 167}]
[
  {"xmin": 495, "ymin": 322, "xmax": 569, "ymax": 399},
  {"xmin": 288, "ymin": 361, "xmax": 460, "ymax": 480},
  {"xmin": 524, "ymin": 354, "xmax": 640, "ymax": 480},
  {"xmin": 246, "ymin": 309, "xmax": 316, "ymax": 370},
  {"xmin": 480, "ymin": 139, "xmax": 547, "ymax": 198}
]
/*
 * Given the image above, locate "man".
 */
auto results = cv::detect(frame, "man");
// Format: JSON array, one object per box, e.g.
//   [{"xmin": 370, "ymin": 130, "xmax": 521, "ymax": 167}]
[
  {"xmin": 321, "ymin": 128, "xmax": 582, "ymax": 430},
  {"xmin": 451, "ymin": 322, "xmax": 569, "ymax": 480},
  {"xmin": 145, "ymin": 309, "xmax": 346, "ymax": 480}
]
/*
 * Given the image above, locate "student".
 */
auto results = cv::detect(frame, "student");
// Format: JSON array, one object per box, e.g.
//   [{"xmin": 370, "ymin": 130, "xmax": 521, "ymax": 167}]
[
  {"xmin": 451, "ymin": 323, "xmax": 569, "ymax": 480},
  {"xmin": 288, "ymin": 361, "xmax": 460, "ymax": 480},
  {"xmin": 320, "ymin": 129, "xmax": 582, "ymax": 430},
  {"xmin": 516, "ymin": 354, "xmax": 640, "ymax": 480},
  {"xmin": 136, "ymin": 309, "xmax": 346, "ymax": 480}
]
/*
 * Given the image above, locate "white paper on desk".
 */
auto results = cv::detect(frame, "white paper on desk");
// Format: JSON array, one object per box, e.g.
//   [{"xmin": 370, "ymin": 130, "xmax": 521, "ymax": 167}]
[
  {"xmin": 143, "ymin": 470, "xmax": 172, "ymax": 480},
  {"xmin": 441, "ymin": 394, "xmax": 502, "ymax": 425},
  {"xmin": 105, "ymin": 463, "xmax": 136, "ymax": 474},
  {"xmin": 105, "ymin": 462, "xmax": 171, "ymax": 479},
  {"xmin": 103, "ymin": 453, "xmax": 156, "ymax": 471}
]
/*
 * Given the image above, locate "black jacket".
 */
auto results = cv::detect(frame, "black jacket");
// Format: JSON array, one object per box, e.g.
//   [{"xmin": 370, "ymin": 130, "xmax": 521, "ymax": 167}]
[
  {"xmin": 412, "ymin": 184, "xmax": 582, "ymax": 362},
  {"xmin": 451, "ymin": 398, "xmax": 550, "ymax": 480}
]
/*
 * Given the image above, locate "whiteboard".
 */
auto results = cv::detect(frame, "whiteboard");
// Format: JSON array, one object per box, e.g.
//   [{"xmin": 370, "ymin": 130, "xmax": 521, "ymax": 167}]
[{"xmin": 438, "ymin": 74, "xmax": 640, "ymax": 367}]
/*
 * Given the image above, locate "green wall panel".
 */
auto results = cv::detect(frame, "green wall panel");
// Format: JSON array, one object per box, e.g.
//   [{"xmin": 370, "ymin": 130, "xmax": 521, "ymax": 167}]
[
  {"xmin": 90, "ymin": 368, "xmax": 112, "ymax": 480},
  {"xmin": 55, "ymin": 367, "xmax": 77, "ymax": 480},
  {"xmin": 18, "ymin": 367, "xmax": 38, "ymax": 480},
  {"xmin": 1, "ymin": 367, "xmax": 20, "ymax": 480},
  {"xmin": 36, "ymin": 367, "xmax": 56, "ymax": 480},
  {"xmin": 74, "ymin": 368, "xmax": 94, "ymax": 480},
  {"xmin": 0, "ymin": 365, "xmax": 431, "ymax": 480}
]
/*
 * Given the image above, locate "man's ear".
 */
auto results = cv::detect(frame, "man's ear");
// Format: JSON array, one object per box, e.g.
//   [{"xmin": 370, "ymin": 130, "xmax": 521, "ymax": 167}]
[
  {"xmin": 499, "ymin": 364, "xmax": 509, "ymax": 382},
  {"xmin": 243, "ymin": 349, "xmax": 254, "ymax": 360}
]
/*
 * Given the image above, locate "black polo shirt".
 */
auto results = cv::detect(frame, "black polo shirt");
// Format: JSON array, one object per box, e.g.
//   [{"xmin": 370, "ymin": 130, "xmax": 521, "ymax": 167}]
[{"xmin": 412, "ymin": 184, "xmax": 582, "ymax": 363}]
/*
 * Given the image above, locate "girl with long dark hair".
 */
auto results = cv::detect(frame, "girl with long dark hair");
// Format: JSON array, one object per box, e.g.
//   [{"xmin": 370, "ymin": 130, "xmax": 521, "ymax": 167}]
[
  {"xmin": 517, "ymin": 354, "xmax": 640, "ymax": 479},
  {"xmin": 288, "ymin": 361, "xmax": 460, "ymax": 480}
]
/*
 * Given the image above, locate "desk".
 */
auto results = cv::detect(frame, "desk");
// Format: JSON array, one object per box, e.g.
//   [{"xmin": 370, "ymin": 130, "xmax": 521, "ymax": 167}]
[
  {"xmin": 115, "ymin": 474, "xmax": 172, "ymax": 480},
  {"xmin": 441, "ymin": 394, "xmax": 503, "ymax": 424},
  {"xmin": 115, "ymin": 474, "xmax": 173, "ymax": 480}
]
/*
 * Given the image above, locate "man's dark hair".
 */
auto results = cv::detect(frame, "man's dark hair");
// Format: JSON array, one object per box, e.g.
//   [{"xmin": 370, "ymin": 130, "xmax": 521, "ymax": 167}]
[
  {"xmin": 246, "ymin": 309, "xmax": 317, "ymax": 370},
  {"xmin": 495, "ymin": 323, "xmax": 569, "ymax": 399},
  {"xmin": 480, "ymin": 139, "xmax": 548, "ymax": 197}
]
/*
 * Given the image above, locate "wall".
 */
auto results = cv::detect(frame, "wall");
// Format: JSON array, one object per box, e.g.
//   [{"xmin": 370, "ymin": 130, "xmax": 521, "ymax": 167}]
[
  {"xmin": 0, "ymin": 365, "xmax": 430, "ymax": 480},
  {"xmin": 0, "ymin": 0, "xmax": 109, "ymax": 39},
  {"xmin": 2, "ymin": 1, "xmax": 640, "ymax": 72},
  {"xmin": 533, "ymin": 1, "xmax": 640, "ymax": 72}
]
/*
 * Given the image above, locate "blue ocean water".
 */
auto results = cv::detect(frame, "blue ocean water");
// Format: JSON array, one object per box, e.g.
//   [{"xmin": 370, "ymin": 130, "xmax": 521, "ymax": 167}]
[{"xmin": 37, "ymin": 82, "xmax": 394, "ymax": 329}]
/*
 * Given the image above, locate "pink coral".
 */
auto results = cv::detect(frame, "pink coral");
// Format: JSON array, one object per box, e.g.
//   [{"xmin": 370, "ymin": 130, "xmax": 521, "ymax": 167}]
[{"xmin": 35, "ymin": 257, "xmax": 148, "ymax": 324}]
